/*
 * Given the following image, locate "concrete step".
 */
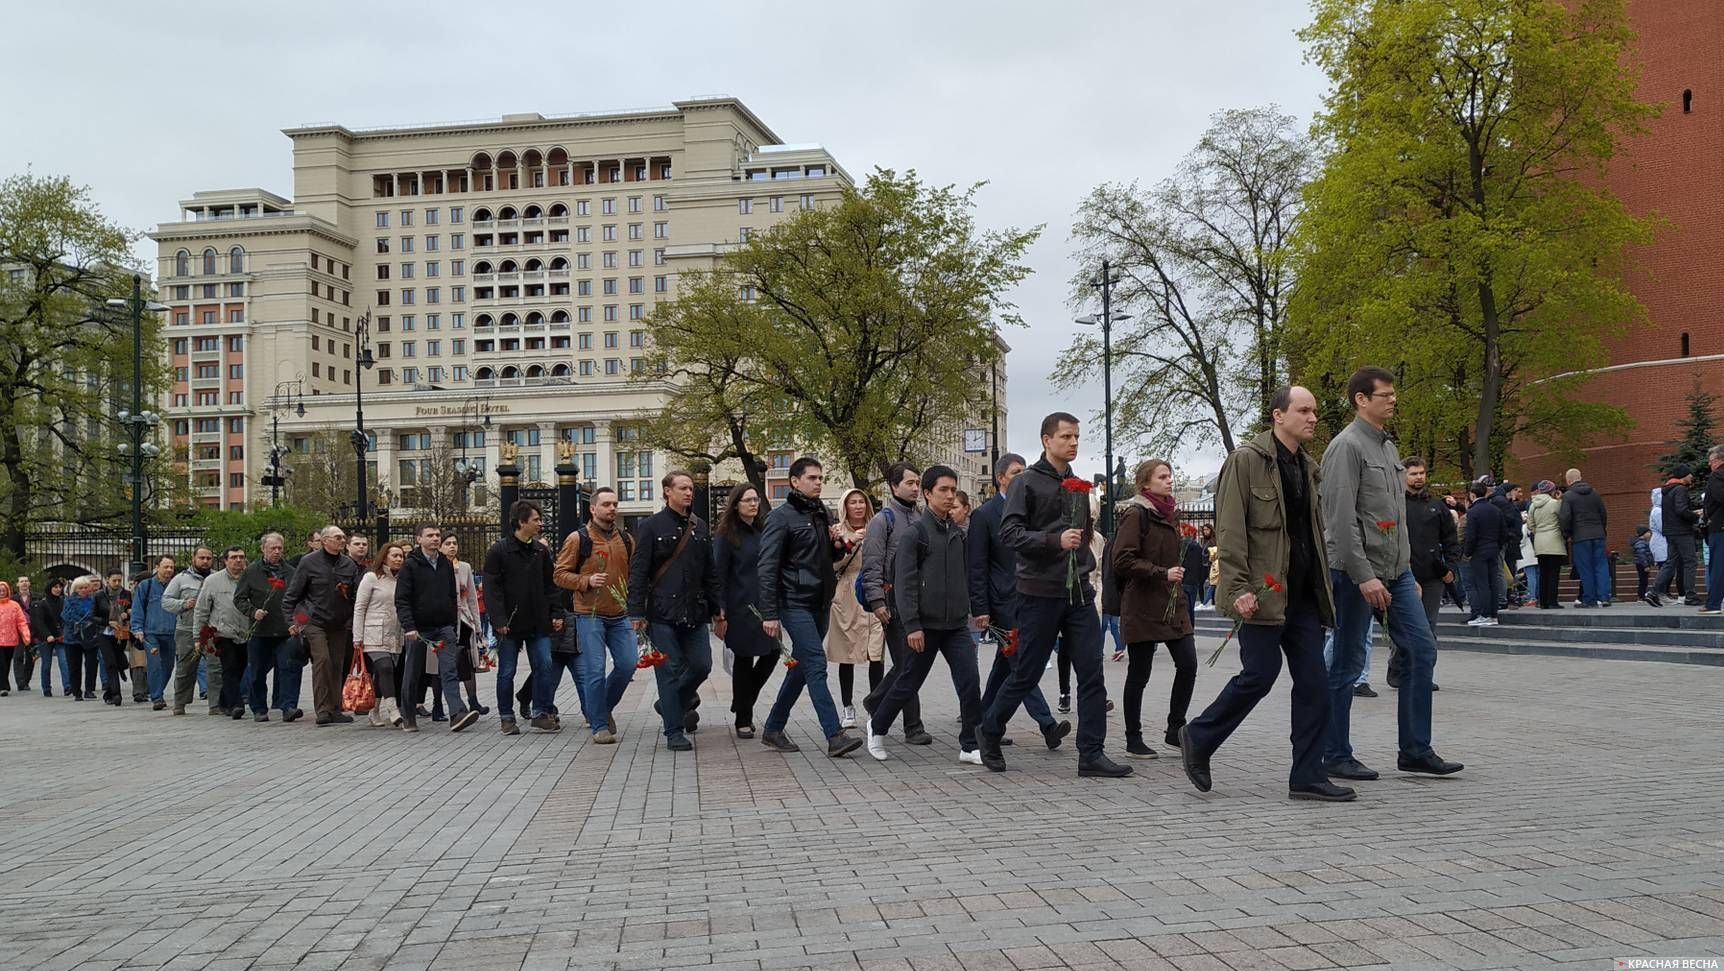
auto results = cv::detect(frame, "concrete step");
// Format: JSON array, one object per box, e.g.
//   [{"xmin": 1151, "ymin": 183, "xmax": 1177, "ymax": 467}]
[
  {"xmin": 1415, "ymin": 634, "xmax": 1724, "ymax": 667},
  {"xmin": 1438, "ymin": 621, "xmax": 1723, "ymax": 649}
]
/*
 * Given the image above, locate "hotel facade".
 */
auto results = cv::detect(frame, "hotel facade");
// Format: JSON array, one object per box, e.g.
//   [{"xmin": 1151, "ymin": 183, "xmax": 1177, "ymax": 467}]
[{"xmin": 149, "ymin": 98, "xmax": 1004, "ymax": 519}]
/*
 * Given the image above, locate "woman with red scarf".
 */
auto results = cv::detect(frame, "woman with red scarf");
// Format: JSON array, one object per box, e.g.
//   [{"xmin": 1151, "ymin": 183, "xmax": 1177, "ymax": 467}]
[{"xmin": 1111, "ymin": 459, "xmax": 1197, "ymax": 759}]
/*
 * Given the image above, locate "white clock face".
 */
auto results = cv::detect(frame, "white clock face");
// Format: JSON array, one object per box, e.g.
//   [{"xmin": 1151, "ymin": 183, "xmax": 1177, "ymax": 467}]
[{"xmin": 964, "ymin": 430, "xmax": 986, "ymax": 452}]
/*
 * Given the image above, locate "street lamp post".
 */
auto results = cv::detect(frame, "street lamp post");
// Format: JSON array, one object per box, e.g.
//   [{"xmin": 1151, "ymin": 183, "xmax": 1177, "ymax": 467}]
[
  {"xmin": 105, "ymin": 275, "xmax": 168, "ymax": 579},
  {"xmin": 455, "ymin": 393, "xmax": 493, "ymax": 508},
  {"xmin": 1076, "ymin": 267, "xmax": 1134, "ymax": 538},
  {"xmin": 264, "ymin": 378, "xmax": 305, "ymax": 506},
  {"xmin": 352, "ymin": 312, "xmax": 376, "ymax": 523}
]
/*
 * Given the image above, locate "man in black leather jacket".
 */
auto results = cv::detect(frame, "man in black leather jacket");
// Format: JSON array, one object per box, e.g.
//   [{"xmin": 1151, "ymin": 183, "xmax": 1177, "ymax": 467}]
[
  {"xmin": 628, "ymin": 470, "xmax": 722, "ymax": 750},
  {"xmin": 756, "ymin": 457, "xmax": 861, "ymax": 758}
]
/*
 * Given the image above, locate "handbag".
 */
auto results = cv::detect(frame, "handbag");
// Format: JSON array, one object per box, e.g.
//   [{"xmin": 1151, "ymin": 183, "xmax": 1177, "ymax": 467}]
[
  {"xmin": 283, "ymin": 635, "xmax": 309, "ymax": 667},
  {"xmin": 342, "ymin": 645, "xmax": 376, "ymax": 713}
]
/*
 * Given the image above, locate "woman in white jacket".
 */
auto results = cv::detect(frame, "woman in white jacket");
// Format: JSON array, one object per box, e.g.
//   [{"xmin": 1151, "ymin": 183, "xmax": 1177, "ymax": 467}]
[{"xmin": 354, "ymin": 542, "xmax": 408, "ymax": 729}]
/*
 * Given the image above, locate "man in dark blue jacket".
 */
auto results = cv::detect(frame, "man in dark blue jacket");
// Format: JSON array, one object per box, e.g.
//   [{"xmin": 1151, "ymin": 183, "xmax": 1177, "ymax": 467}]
[
  {"xmin": 757, "ymin": 457, "xmax": 861, "ymax": 758},
  {"xmin": 397, "ymin": 524, "xmax": 478, "ymax": 733},
  {"xmin": 1464, "ymin": 482, "xmax": 1504, "ymax": 626},
  {"xmin": 968, "ymin": 453, "xmax": 1069, "ymax": 749},
  {"xmin": 628, "ymin": 471, "xmax": 722, "ymax": 751}
]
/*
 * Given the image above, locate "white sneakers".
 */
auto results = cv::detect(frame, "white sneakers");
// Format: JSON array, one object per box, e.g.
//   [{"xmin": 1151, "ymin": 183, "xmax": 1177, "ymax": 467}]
[
  {"xmin": 1466, "ymin": 616, "xmax": 1500, "ymax": 627},
  {"xmin": 865, "ymin": 719, "xmax": 888, "ymax": 761},
  {"xmin": 840, "ymin": 705, "xmax": 856, "ymax": 728},
  {"xmin": 958, "ymin": 750, "xmax": 983, "ymax": 765}
]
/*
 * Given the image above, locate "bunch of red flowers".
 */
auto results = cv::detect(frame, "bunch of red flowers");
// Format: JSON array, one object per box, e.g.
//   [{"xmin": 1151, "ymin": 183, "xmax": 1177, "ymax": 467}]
[
  {"xmin": 197, "ymin": 625, "xmax": 219, "ymax": 656},
  {"xmin": 1207, "ymin": 574, "xmax": 1284, "ymax": 667},
  {"xmin": 266, "ymin": 576, "xmax": 286, "ymax": 592},
  {"xmin": 634, "ymin": 646, "xmax": 667, "ymax": 670},
  {"xmin": 1060, "ymin": 477, "xmax": 1092, "ymax": 603}
]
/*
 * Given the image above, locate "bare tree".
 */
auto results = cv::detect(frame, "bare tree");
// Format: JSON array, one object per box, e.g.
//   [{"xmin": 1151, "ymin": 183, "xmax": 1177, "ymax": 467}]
[{"xmin": 1053, "ymin": 107, "xmax": 1313, "ymax": 457}]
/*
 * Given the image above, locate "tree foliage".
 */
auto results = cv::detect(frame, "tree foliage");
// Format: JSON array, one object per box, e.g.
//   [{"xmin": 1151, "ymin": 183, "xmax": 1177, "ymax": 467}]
[
  {"xmin": 0, "ymin": 173, "xmax": 167, "ymax": 557},
  {"xmin": 1290, "ymin": 0, "xmax": 1657, "ymax": 480},
  {"xmin": 1053, "ymin": 108, "xmax": 1313, "ymax": 457},
  {"xmin": 642, "ymin": 169, "xmax": 1035, "ymax": 488},
  {"xmin": 189, "ymin": 505, "xmax": 329, "ymax": 558},
  {"xmin": 282, "ymin": 430, "xmax": 367, "ymax": 517},
  {"xmin": 1656, "ymin": 379, "xmax": 1718, "ymax": 477}
]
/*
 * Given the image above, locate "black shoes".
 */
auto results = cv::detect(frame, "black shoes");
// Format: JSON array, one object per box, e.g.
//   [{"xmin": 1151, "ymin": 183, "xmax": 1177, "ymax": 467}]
[
  {"xmin": 1124, "ymin": 737, "xmax": 1158, "ymax": 759},
  {"xmin": 1290, "ymin": 782, "xmax": 1357, "ymax": 802},
  {"xmin": 315, "ymin": 712, "xmax": 333, "ymax": 726},
  {"xmin": 1163, "ymin": 728, "xmax": 1182, "ymax": 749},
  {"xmin": 684, "ymin": 709, "xmax": 699, "ymax": 734},
  {"xmin": 760, "ymin": 730, "xmax": 798, "ymax": 752},
  {"xmin": 1178, "ymin": 726, "xmax": 1211, "ymax": 792},
  {"xmin": 1057, "ymin": 694, "xmax": 1071, "ymax": 714},
  {"xmin": 1041, "ymin": 720, "xmax": 1071, "ymax": 750},
  {"xmin": 254, "ymin": 712, "xmax": 268, "ymax": 723},
  {"xmin": 230, "ymin": 708, "xmax": 244, "ymax": 720},
  {"xmin": 826, "ymin": 730, "xmax": 862, "ymax": 758},
  {"xmin": 1353, "ymin": 683, "xmax": 1378, "ymax": 698},
  {"xmin": 332, "ymin": 713, "xmax": 354, "ymax": 724},
  {"xmin": 1642, "ymin": 593, "xmax": 1663, "ymax": 607},
  {"xmin": 903, "ymin": 729, "xmax": 933, "ymax": 746},
  {"xmin": 529, "ymin": 714, "xmax": 559, "ymax": 733},
  {"xmin": 1324, "ymin": 757, "xmax": 1379, "ymax": 781},
  {"xmin": 1077, "ymin": 754, "xmax": 1134, "ymax": 778},
  {"xmin": 283, "ymin": 708, "xmax": 304, "ymax": 722},
  {"xmin": 453, "ymin": 711, "xmax": 481, "ymax": 732},
  {"xmin": 666, "ymin": 734, "xmax": 693, "ymax": 752},
  {"xmin": 978, "ymin": 731, "xmax": 1007, "ymax": 772},
  {"xmin": 152, "ymin": 700, "xmax": 167, "ymax": 711},
  {"xmin": 1398, "ymin": 751, "xmax": 1464, "ymax": 775},
  {"xmin": 499, "ymin": 719, "xmax": 520, "ymax": 736}
]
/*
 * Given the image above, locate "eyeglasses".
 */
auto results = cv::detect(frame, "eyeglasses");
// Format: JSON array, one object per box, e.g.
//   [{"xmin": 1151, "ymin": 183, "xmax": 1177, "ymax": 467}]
[{"xmin": 1368, "ymin": 391, "xmax": 1397, "ymax": 400}]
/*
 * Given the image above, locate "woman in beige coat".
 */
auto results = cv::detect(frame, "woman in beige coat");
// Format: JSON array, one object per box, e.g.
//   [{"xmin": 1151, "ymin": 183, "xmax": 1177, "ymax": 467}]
[
  {"xmin": 824, "ymin": 487, "xmax": 883, "ymax": 728},
  {"xmin": 443, "ymin": 534, "xmax": 490, "ymax": 715},
  {"xmin": 354, "ymin": 542, "xmax": 407, "ymax": 728}
]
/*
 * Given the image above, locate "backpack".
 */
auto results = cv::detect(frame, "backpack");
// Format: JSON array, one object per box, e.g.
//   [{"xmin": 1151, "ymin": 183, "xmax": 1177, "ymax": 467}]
[
  {"xmin": 853, "ymin": 506, "xmax": 896, "ymax": 607},
  {"xmin": 570, "ymin": 525, "xmax": 635, "ymax": 575}
]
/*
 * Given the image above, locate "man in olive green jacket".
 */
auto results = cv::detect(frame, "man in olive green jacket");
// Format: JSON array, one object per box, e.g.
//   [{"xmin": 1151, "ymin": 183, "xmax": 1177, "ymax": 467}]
[{"xmin": 1179, "ymin": 386, "xmax": 1355, "ymax": 802}]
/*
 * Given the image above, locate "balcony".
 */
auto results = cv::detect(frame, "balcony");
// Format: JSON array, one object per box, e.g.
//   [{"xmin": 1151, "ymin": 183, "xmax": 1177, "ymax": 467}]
[
  {"xmin": 548, "ymin": 216, "xmax": 569, "ymax": 226},
  {"xmin": 191, "ymin": 456, "xmax": 223, "ymax": 471},
  {"xmin": 473, "ymin": 272, "xmax": 495, "ymax": 284},
  {"xmin": 549, "ymin": 269, "xmax": 570, "ymax": 280},
  {"xmin": 497, "ymin": 271, "xmax": 520, "ymax": 283},
  {"xmin": 523, "ymin": 217, "xmax": 544, "ymax": 228},
  {"xmin": 524, "ymin": 270, "xmax": 545, "ymax": 282},
  {"xmin": 471, "ymin": 219, "xmax": 495, "ymax": 231},
  {"xmin": 497, "ymin": 218, "xmax": 520, "ymax": 230}
]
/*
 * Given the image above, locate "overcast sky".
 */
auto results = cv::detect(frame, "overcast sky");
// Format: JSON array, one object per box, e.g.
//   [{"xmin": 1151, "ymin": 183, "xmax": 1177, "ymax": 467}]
[{"xmin": 2, "ymin": 0, "xmax": 1326, "ymax": 482}]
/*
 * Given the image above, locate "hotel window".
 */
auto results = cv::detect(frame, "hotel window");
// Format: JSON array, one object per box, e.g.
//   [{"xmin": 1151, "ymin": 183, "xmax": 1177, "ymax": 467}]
[
  {"xmin": 425, "ymin": 208, "xmax": 439, "ymax": 225},
  {"xmin": 577, "ymin": 307, "xmax": 591, "ymax": 323},
  {"xmin": 576, "ymin": 227, "xmax": 591, "ymax": 243},
  {"xmin": 228, "ymin": 335, "xmax": 243, "ymax": 351},
  {"xmin": 453, "ymin": 312, "xmax": 466, "ymax": 329},
  {"xmin": 605, "ymin": 359, "xmax": 620, "ymax": 376},
  {"xmin": 653, "ymin": 222, "xmax": 668, "ymax": 239},
  {"xmin": 400, "ymin": 263, "xmax": 414, "ymax": 279},
  {"xmin": 426, "ymin": 287, "xmax": 440, "ymax": 304},
  {"xmin": 426, "ymin": 340, "xmax": 440, "ymax": 356},
  {"xmin": 629, "ymin": 304, "xmax": 644, "ymax": 320},
  {"xmin": 426, "ymin": 261, "xmax": 439, "ymax": 278},
  {"xmin": 376, "ymin": 212, "xmax": 389, "ymax": 228},
  {"xmin": 738, "ymin": 227, "xmax": 752, "ymax": 242},
  {"xmin": 403, "ymin": 343, "xmax": 418, "ymax": 360},
  {"xmin": 451, "ymin": 206, "xmax": 463, "ymax": 223},
  {"xmin": 654, "ymin": 275, "xmax": 668, "ymax": 293},
  {"xmin": 578, "ymin": 253, "xmax": 592, "ymax": 269},
  {"xmin": 377, "ymin": 265, "xmax": 391, "ymax": 280},
  {"xmin": 629, "ymin": 250, "xmax": 643, "ymax": 267},
  {"xmin": 399, "ymin": 209, "xmax": 413, "ymax": 226},
  {"xmin": 202, "ymin": 310, "xmax": 217, "ymax": 324},
  {"xmin": 628, "ymin": 223, "xmax": 643, "ymax": 240},
  {"xmin": 401, "ymin": 288, "xmax": 415, "ymax": 305},
  {"xmin": 628, "ymin": 196, "xmax": 642, "ymax": 213},
  {"xmin": 580, "ymin": 360, "xmax": 594, "ymax": 376},
  {"xmin": 629, "ymin": 330, "xmax": 645, "ymax": 348},
  {"xmin": 173, "ymin": 338, "xmax": 189, "ymax": 354},
  {"xmin": 425, "ymin": 235, "xmax": 439, "ymax": 252},
  {"xmin": 770, "ymin": 196, "xmax": 783, "ymax": 213},
  {"xmin": 602, "ymin": 225, "xmax": 617, "ymax": 242},
  {"xmin": 602, "ymin": 198, "xmax": 615, "ymax": 215},
  {"xmin": 402, "ymin": 315, "xmax": 415, "ymax": 331},
  {"xmin": 426, "ymin": 313, "xmax": 440, "ymax": 330},
  {"xmin": 453, "ymin": 365, "xmax": 469, "ymax": 381},
  {"xmin": 451, "ymin": 259, "xmax": 464, "ymax": 276},
  {"xmin": 603, "ymin": 331, "xmax": 619, "ymax": 349},
  {"xmin": 451, "ymin": 286, "xmax": 465, "ymax": 302},
  {"xmin": 653, "ymin": 194, "xmax": 667, "ymax": 211},
  {"xmin": 202, "ymin": 284, "xmax": 218, "ymax": 299},
  {"xmin": 654, "ymin": 248, "xmax": 666, "ymax": 265},
  {"xmin": 172, "ymin": 285, "xmax": 190, "ymax": 300},
  {"xmin": 577, "ymin": 200, "xmax": 590, "ymax": 216},
  {"xmin": 451, "ymin": 233, "xmax": 464, "ymax": 250},
  {"xmin": 579, "ymin": 333, "xmax": 593, "ymax": 350},
  {"xmin": 401, "ymin": 237, "xmax": 415, "ymax": 254},
  {"xmin": 452, "ymin": 338, "xmax": 466, "ymax": 354},
  {"xmin": 603, "ymin": 279, "xmax": 617, "ymax": 296},
  {"xmin": 604, "ymin": 252, "xmax": 619, "ymax": 269},
  {"xmin": 578, "ymin": 280, "xmax": 592, "ymax": 297},
  {"xmin": 800, "ymin": 194, "xmax": 816, "ymax": 209},
  {"xmin": 228, "ymin": 308, "xmax": 245, "ymax": 323},
  {"xmin": 603, "ymin": 305, "xmax": 617, "ymax": 322},
  {"xmin": 402, "ymin": 367, "xmax": 419, "ymax": 384},
  {"xmin": 629, "ymin": 277, "xmax": 644, "ymax": 295},
  {"xmin": 427, "ymin": 366, "xmax": 444, "ymax": 382},
  {"xmin": 738, "ymin": 198, "xmax": 753, "ymax": 215}
]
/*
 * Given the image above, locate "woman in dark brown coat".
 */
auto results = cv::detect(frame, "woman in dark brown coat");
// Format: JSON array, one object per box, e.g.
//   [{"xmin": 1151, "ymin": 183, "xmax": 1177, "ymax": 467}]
[{"xmin": 1112, "ymin": 459, "xmax": 1198, "ymax": 759}]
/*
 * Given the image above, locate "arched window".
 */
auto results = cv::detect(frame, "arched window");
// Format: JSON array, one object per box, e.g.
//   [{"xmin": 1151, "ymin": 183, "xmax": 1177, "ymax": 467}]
[
  {"xmin": 1683, "ymin": 89, "xmax": 1693, "ymax": 113},
  {"xmin": 549, "ymin": 256, "xmax": 569, "ymax": 270},
  {"xmin": 175, "ymin": 250, "xmax": 190, "ymax": 277},
  {"xmin": 550, "ymin": 309, "xmax": 570, "ymax": 323},
  {"xmin": 475, "ymin": 313, "xmax": 494, "ymax": 327},
  {"xmin": 202, "ymin": 248, "xmax": 217, "ymax": 275},
  {"xmin": 499, "ymin": 260, "xmax": 518, "ymax": 273},
  {"xmin": 501, "ymin": 366, "xmax": 520, "ymax": 379},
  {"xmin": 524, "ymin": 258, "xmax": 543, "ymax": 272},
  {"xmin": 524, "ymin": 205, "xmax": 543, "ymax": 219},
  {"xmin": 526, "ymin": 311, "xmax": 544, "ymax": 325},
  {"xmin": 548, "ymin": 203, "xmax": 568, "ymax": 217},
  {"xmin": 475, "ymin": 366, "xmax": 494, "ymax": 380},
  {"xmin": 473, "ymin": 261, "xmax": 493, "ymax": 274},
  {"xmin": 499, "ymin": 206, "xmax": 518, "ymax": 220},
  {"xmin": 473, "ymin": 208, "xmax": 493, "ymax": 222},
  {"xmin": 551, "ymin": 363, "xmax": 570, "ymax": 378},
  {"xmin": 501, "ymin": 313, "xmax": 519, "ymax": 327},
  {"xmin": 527, "ymin": 364, "xmax": 545, "ymax": 379},
  {"xmin": 229, "ymin": 246, "xmax": 244, "ymax": 274},
  {"xmin": 497, "ymin": 151, "xmax": 518, "ymax": 170}
]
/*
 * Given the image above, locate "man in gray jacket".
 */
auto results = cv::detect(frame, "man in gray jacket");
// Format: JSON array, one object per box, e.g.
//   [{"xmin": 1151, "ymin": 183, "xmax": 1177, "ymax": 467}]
[
  {"xmin": 1319, "ymin": 367, "xmax": 1463, "ymax": 781},
  {"xmin": 164, "ymin": 547, "xmax": 215, "ymax": 716},
  {"xmin": 194, "ymin": 547, "xmax": 251, "ymax": 720},
  {"xmin": 858, "ymin": 462, "xmax": 932, "ymax": 745}
]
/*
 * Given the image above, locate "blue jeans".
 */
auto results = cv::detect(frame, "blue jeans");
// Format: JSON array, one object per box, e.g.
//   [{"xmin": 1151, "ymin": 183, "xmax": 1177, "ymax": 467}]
[
  {"xmin": 1102, "ymin": 614, "xmax": 1123, "ymax": 655},
  {"xmin": 1573, "ymin": 538, "xmax": 1610, "ymax": 604},
  {"xmin": 246, "ymin": 635, "xmax": 303, "ymax": 714},
  {"xmin": 763, "ymin": 607, "xmax": 842, "ymax": 739},
  {"xmin": 575, "ymin": 614, "xmax": 637, "ymax": 732},
  {"xmin": 41, "ymin": 643, "xmax": 68, "ymax": 693},
  {"xmin": 1327, "ymin": 569, "xmax": 1437, "ymax": 762},
  {"xmin": 495, "ymin": 633, "xmax": 553, "ymax": 721},
  {"xmin": 1708, "ymin": 534, "xmax": 1724, "ymax": 610},
  {"xmin": 143, "ymin": 632, "xmax": 175, "ymax": 702},
  {"xmin": 1467, "ymin": 556, "xmax": 1502, "ymax": 619},
  {"xmin": 649, "ymin": 622, "xmax": 711, "ymax": 739},
  {"xmin": 1522, "ymin": 564, "xmax": 1540, "ymax": 606},
  {"xmin": 422, "ymin": 626, "xmax": 468, "ymax": 722},
  {"xmin": 1323, "ymin": 616, "xmax": 1374, "ymax": 686}
]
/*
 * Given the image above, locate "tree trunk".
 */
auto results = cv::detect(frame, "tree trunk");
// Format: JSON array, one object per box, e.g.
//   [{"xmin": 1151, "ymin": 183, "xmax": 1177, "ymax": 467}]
[{"xmin": 0, "ymin": 415, "xmax": 29, "ymax": 559}]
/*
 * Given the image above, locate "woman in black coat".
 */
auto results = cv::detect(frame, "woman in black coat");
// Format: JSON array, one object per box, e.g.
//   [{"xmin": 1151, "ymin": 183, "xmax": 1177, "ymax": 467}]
[
  {"xmin": 713, "ymin": 484, "xmax": 776, "ymax": 737},
  {"xmin": 31, "ymin": 579, "xmax": 66, "ymax": 696}
]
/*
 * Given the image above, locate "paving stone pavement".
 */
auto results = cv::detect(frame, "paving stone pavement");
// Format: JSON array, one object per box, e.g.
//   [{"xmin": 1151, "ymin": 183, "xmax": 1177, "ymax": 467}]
[{"xmin": 1, "ymin": 636, "xmax": 1721, "ymax": 971}]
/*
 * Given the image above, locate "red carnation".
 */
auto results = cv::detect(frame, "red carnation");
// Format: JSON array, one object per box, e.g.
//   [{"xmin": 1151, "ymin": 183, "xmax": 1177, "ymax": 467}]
[
  {"xmin": 1263, "ymin": 574, "xmax": 1284, "ymax": 593},
  {"xmin": 1002, "ymin": 628, "xmax": 1020, "ymax": 658},
  {"xmin": 266, "ymin": 576, "xmax": 286, "ymax": 591},
  {"xmin": 1061, "ymin": 478, "xmax": 1092, "ymax": 494},
  {"xmin": 784, "ymin": 658, "xmax": 799, "ymax": 669},
  {"xmin": 433, "ymin": 639, "xmax": 447, "ymax": 654}
]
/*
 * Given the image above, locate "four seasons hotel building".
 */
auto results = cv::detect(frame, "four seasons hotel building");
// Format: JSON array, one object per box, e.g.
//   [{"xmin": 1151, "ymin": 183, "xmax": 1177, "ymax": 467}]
[{"xmin": 149, "ymin": 97, "xmax": 1003, "ymax": 517}]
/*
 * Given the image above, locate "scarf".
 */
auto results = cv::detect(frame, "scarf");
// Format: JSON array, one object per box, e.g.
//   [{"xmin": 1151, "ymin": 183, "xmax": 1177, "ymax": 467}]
[{"xmin": 1142, "ymin": 489, "xmax": 1178, "ymax": 524}]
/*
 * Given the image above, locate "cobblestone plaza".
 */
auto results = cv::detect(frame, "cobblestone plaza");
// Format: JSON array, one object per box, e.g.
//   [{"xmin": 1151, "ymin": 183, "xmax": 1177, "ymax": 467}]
[{"xmin": 1, "ymin": 643, "xmax": 1720, "ymax": 971}]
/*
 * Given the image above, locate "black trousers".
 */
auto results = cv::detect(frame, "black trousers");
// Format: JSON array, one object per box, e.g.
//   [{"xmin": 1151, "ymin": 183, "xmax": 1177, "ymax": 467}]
[
  {"xmin": 1636, "ymin": 565, "xmax": 1650, "ymax": 600},
  {"xmin": 981, "ymin": 595, "xmax": 1108, "ymax": 759},
  {"xmin": 99, "ymin": 636, "xmax": 129, "ymax": 702},
  {"xmin": 867, "ymin": 627, "xmax": 981, "ymax": 750},
  {"xmin": 730, "ymin": 653, "xmax": 778, "ymax": 726},
  {"xmin": 65, "ymin": 643, "xmax": 87, "ymax": 699},
  {"xmin": 401, "ymin": 639, "xmax": 428, "ymax": 726},
  {"xmin": 12, "ymin": 642, "xmax": 33, "ymax": 692},
  {"xmin": 217, "ymin": 638, "xmax": 247, "ymax": 712},
  {"xmin": 0, "ymin": 646, "xmax": 14, "ymax": 691},
  {"xmin": 1536, "ymin": 554, "xmax": 1565, "ymax": 608},
  {"xmin": 1122, "ymin": 635, "xmax": 1196, "ymax": 741},
  {"xmin": 1655, "ymin": 534, "xmax": 1697, "ymax": 599},
  {"xmin": 836, "ymin": 661, "xmax": 882, "ymax": 705},
  {"xmin": 862, "ymin": 614, "xmax": 924, "ymax": 735},
  {"xmin": 1184, "ymin": 602, "xmax": 1329, "ymax": 787}
]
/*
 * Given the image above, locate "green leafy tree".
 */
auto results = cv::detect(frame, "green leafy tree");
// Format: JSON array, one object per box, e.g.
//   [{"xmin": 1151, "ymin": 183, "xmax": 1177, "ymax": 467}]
[
  {"xmin": 1656, "ymin": 379, "xmax": 1718, "ymax": 476},
  {"xmin": 0, "ymin": 173, "xmax": 167, "ymax": 557},
  {"xmin": 1290, "ymin": 0, "xmax": 1657, "ymax": 480},
  {"xmin": 633, "ymin": 334, "xmax": 775, "ymax": 495},
  {"xmin": 190, "ymin": 505, "xmax": 328, "ymax": 558},
  {"xmin": 1054, "ymin": 107, "xmax": 1313, "ymax": 456},
  {"xmin": 644, "ymin": 169, "xmax": 1035, "ymax": 488}
]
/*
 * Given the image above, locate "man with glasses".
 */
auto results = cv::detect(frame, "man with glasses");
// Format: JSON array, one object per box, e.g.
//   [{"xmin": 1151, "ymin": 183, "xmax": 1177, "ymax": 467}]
[{"xmin": 1319, "ymin": 367, "xmax": 1463, "ymax": 782}]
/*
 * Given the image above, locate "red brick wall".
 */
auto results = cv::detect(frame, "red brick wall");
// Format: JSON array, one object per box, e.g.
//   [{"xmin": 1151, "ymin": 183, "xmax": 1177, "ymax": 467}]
[{"xmin": 1509, "ymin": 0, "xmax": 1724, "ymax": 545}]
